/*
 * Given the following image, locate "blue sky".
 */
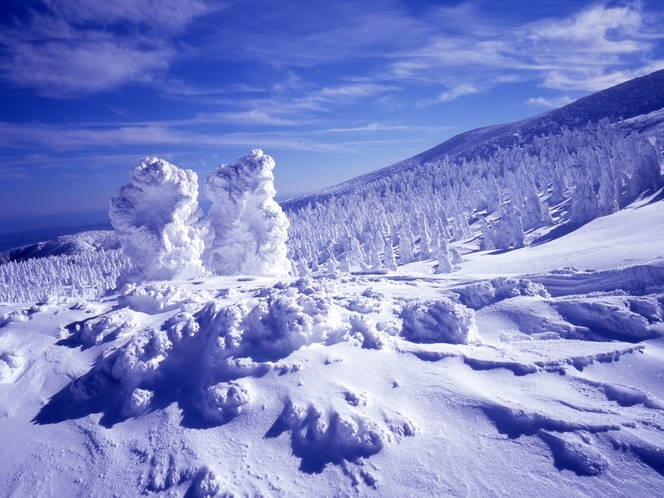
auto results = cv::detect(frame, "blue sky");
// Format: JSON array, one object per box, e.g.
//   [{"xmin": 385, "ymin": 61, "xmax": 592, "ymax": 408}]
[{"xmin": 1, "ymin": 0, "xmax": 664, "ymax": 220}]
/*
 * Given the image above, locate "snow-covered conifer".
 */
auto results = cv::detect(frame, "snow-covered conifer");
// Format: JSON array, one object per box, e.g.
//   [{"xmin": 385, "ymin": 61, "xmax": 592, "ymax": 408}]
[
  {"xmin": 434, "ymin": 236, "xmax": 453, "ymax": 274},
  {"xmin": 382, "ymin": 233, "xmax": 398, "ymax": 271},
  {"xmin": 397, "ymin": 225, "xmax": 415, "ymax": 264},
  {"xmin": 205, "ymin": 150, "xmax": 290, "ymax": 277},
  {"xmin": 109, "ymin": 157, "xmax": 209, "ymax": 281}
]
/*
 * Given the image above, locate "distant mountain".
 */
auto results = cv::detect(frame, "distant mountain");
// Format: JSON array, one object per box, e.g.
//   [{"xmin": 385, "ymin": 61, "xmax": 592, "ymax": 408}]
[
  {"xmin": 284, "ymin": 69, "xmax": 664, "ymax": 209},
  {"xmin": 0, "ymin": 230, "xmax": 119, "ymax": 264}
]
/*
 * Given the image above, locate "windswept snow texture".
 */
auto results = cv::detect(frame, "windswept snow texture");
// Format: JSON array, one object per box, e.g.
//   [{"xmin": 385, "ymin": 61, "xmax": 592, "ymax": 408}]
[
  {"xmin": 109, "ymin": 157, "xmax": 209, "ymax": 281},
  {"xmin": 205, "ymin": 149, "xmax": 290, "ymax": 277},
  {"xmin": 3, "ymin": 197, "xmax": 664, "ymax": 496}
]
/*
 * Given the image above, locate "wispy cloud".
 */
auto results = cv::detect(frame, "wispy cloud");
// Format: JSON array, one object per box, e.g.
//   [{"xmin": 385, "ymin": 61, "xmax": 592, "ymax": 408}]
[
  {"xmin": 387, "ymin": 2, "xmax": 664, "ymax": 98},
  {"xmin": 418, "ymin": 83, "xmax": 479, "ymax": 107},
  {"xmin": 0, "ymin": 0, "xmax": 214, "ymax": 96},
  {"xmin": 0, "ymin": 119, "xmax": 430, "ymax": 155},
  {"xmin": 526, "ymin": 96, "xmax": 574, "ymax": 108}
]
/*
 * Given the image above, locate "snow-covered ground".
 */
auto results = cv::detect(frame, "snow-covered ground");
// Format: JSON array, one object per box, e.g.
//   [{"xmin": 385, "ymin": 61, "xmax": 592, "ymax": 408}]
[{"xmin": 1, "ymin": 195, "xmax": 663, "ymax": 497}]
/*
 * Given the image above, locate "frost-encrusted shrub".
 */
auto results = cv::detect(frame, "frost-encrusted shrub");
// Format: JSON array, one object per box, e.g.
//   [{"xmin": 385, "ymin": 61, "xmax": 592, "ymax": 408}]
[
  {"xmin": 119, "ymin": 282, "xmax": 212, "ymax": 315},
  {"xmin": 205, "ymin": 149, "xmax": 290, "ymax": 277},
  {"xmin": 121, "ymin": 388, "xmax": 153, "ymax": 417},
  {"xmin": 492, "ymin": 277, "xmax": 550, "ymax": 300},
  {"xmin": 217, "ymin": 283, "xmax": 350, "ymax": 360},
  {"xmin": 399, "ymin": 298, "xmax": 480, "ymax": 344},
  {"xmin": 110, "ymin": 157, "xmax": 210, "ymax": 281},
  {"xmin": 72, "ymin": 309, "xmax": 137, "ymax": 346},
  {"xmin": 271, "ymin": 401, "xmax": 389, "ymax": 469}
]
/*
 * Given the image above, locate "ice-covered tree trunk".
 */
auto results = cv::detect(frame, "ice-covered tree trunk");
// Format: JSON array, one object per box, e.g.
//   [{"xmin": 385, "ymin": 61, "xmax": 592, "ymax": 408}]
[
  {"xmin": 205, "ymin": 150, "xmax": 291, "ymax": 277},
  {"xmin": 109, "ymin": 157, "xmax": 209, "ymax": 281}
]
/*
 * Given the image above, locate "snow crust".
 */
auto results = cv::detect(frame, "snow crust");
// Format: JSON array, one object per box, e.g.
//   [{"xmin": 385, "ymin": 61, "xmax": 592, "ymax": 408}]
[
  {"xmin": 205, "ymin": 149, "xmax": 290, "ymax": 277},
  {"xmin": 109, "ymin": 157, "xmax": 210, "ymax": 281}
]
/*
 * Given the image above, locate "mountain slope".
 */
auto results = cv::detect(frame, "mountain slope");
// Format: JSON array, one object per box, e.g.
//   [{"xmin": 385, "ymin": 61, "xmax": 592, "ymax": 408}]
[
  {"xmin": 284, "ymin": 69, "xmax": 664, "ymax": 208},
  {"xmin": 0, "ymin": 230, "xmax": 119, "ymax": 264},
  {"xmin": 282, "ymin": 70, "xmax": 664, "ymax": 276}
]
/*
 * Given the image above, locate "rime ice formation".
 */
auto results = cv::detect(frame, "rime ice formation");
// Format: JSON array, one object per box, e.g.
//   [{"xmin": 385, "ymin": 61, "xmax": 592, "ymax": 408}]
[
  {"xmin": 109, "ymin": 157, "xmax": 209, "ymax": 281},
  {"xmin": 204, "ymin": 149, "xmax": 290, "ymax": 276}
]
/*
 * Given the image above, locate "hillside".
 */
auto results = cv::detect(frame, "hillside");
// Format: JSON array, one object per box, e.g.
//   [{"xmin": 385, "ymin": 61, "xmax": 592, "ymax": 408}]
[{"xmin": 284, "ymin": 69, "xmax": 664, "ymax": 207}]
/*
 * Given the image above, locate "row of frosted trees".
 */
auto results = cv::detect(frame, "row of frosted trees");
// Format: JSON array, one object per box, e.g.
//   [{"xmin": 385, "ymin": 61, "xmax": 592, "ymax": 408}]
[
  {"xmin": 285, "ymin": 120, "xmax": 663, "ymax": 274},
  {"xmin": 0, "ymin": 249, "xmax": 129, "ymax": 303}
]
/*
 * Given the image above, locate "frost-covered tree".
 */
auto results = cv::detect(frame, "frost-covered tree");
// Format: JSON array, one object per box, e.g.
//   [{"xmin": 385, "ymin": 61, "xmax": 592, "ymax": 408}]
[
  {"xmin": 382, "ymin": 233, "xmax": 398, "ymax": 271},
  {"xmin": 109, "ymin": 157, "xmax": 209, "ymax": 281},
  {"xmin": 284, "ymin": 119, "xmax": 663, "ymax": 270},
  {"xmin": 434, "ymin": 236, "xmax": 453, "ymax": 274},
  {"xmin": 205, "ymin": 150, "xmax": 291, "ymax": 277},
  {"xmin": 397, "ymin": 224, "xmax": 415, "ymax": 264}
]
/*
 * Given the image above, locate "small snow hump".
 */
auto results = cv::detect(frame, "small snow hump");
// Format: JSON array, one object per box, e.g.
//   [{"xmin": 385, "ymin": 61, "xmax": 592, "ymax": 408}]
[
  {"xmin": 109, "ymin": 157, "xmax": 210, "ymax": 281},
  {"xmin": 204, "ymin": 149, "xmax": 290, "ymax": 277},
  {"xmin": 399, "ymin": 298, "xmax": 480, "ymax": 345}
]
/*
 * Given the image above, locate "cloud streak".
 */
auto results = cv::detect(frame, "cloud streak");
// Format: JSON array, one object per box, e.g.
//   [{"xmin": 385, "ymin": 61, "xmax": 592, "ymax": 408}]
[
  {"xmin": 385, "ymin": 2, "xmax": 664, "ymax": 98},
  {"xmin": 0, "ymin": 0, "xmax": 213, "ymax": 96}
]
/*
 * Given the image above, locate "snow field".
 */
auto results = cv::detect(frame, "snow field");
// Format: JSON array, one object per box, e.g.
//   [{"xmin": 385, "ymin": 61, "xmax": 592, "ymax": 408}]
[{"xmin": 2, "ymin": 214, "xmax": 664, "ymax": 495}]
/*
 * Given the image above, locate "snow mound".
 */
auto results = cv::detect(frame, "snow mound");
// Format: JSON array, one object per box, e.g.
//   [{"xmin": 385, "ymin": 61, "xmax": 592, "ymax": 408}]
[
  {"xmin": 199, "ymin": 380, "xmax": 252, "ymax": 424},
  {"xmin": 0, "ymin": 350, "xmax": 25, "ymax": 383},
  {"xmin": 265, "ymin": 399, "xmax": 415, "ymax": 475},
  {"xmin": 0, "ymin": 308, "xmax": 28, "ymax": 327},
  {"xmin": 239, "ymin": 286, "xmax": 350, "ymax": 360},
  {"xmin": 539, "ymin": 430, "xmax": 609, "ymax": 476},
  {"xmin": 68, "ymin": 308, "xmax": 137, "ymax": 347},
  {"xmin": 109, "ymin": 157, "xmax": 210, "ymax": 281},
  {"xmin": 553, "ymin": 294, "xmax": 664, "ymax": 342},
  {"xmin": 531, "ymin": 264, "xmax": 664, "ymax": 297},
  {"xmin": 121, "ymin": 388, "xmax": 153, "ymax": 418},
  {"xmin": 399, "ymin": 298, "xmax": 480, "ymax": 344},
  {"xmin": 119, "ymin": 282, "xmax": 213, "ymax": 315},
  {"xmin": 204, "ymin": 149, "xmax": 290, "ymax": 277},
  {"xmin": 40, "ymin": 278, "xmax": 395, "ymax": 428},
  {"xmin": 455, "ymin": 277, "xmax": 550, "ymax": 310}
]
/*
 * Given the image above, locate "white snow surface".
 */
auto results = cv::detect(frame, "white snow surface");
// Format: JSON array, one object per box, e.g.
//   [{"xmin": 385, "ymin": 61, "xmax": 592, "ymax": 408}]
[
  {"xmin": 109, "ymin": 157, "xmax": 210, "ymax": 281},
  {"xmin": 2, "ymin": 197, "xmax": 664, "ymax": 497},
  {"xmin": 205, "ymin": 149, "xmax": 290, "ymax": 277}
]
